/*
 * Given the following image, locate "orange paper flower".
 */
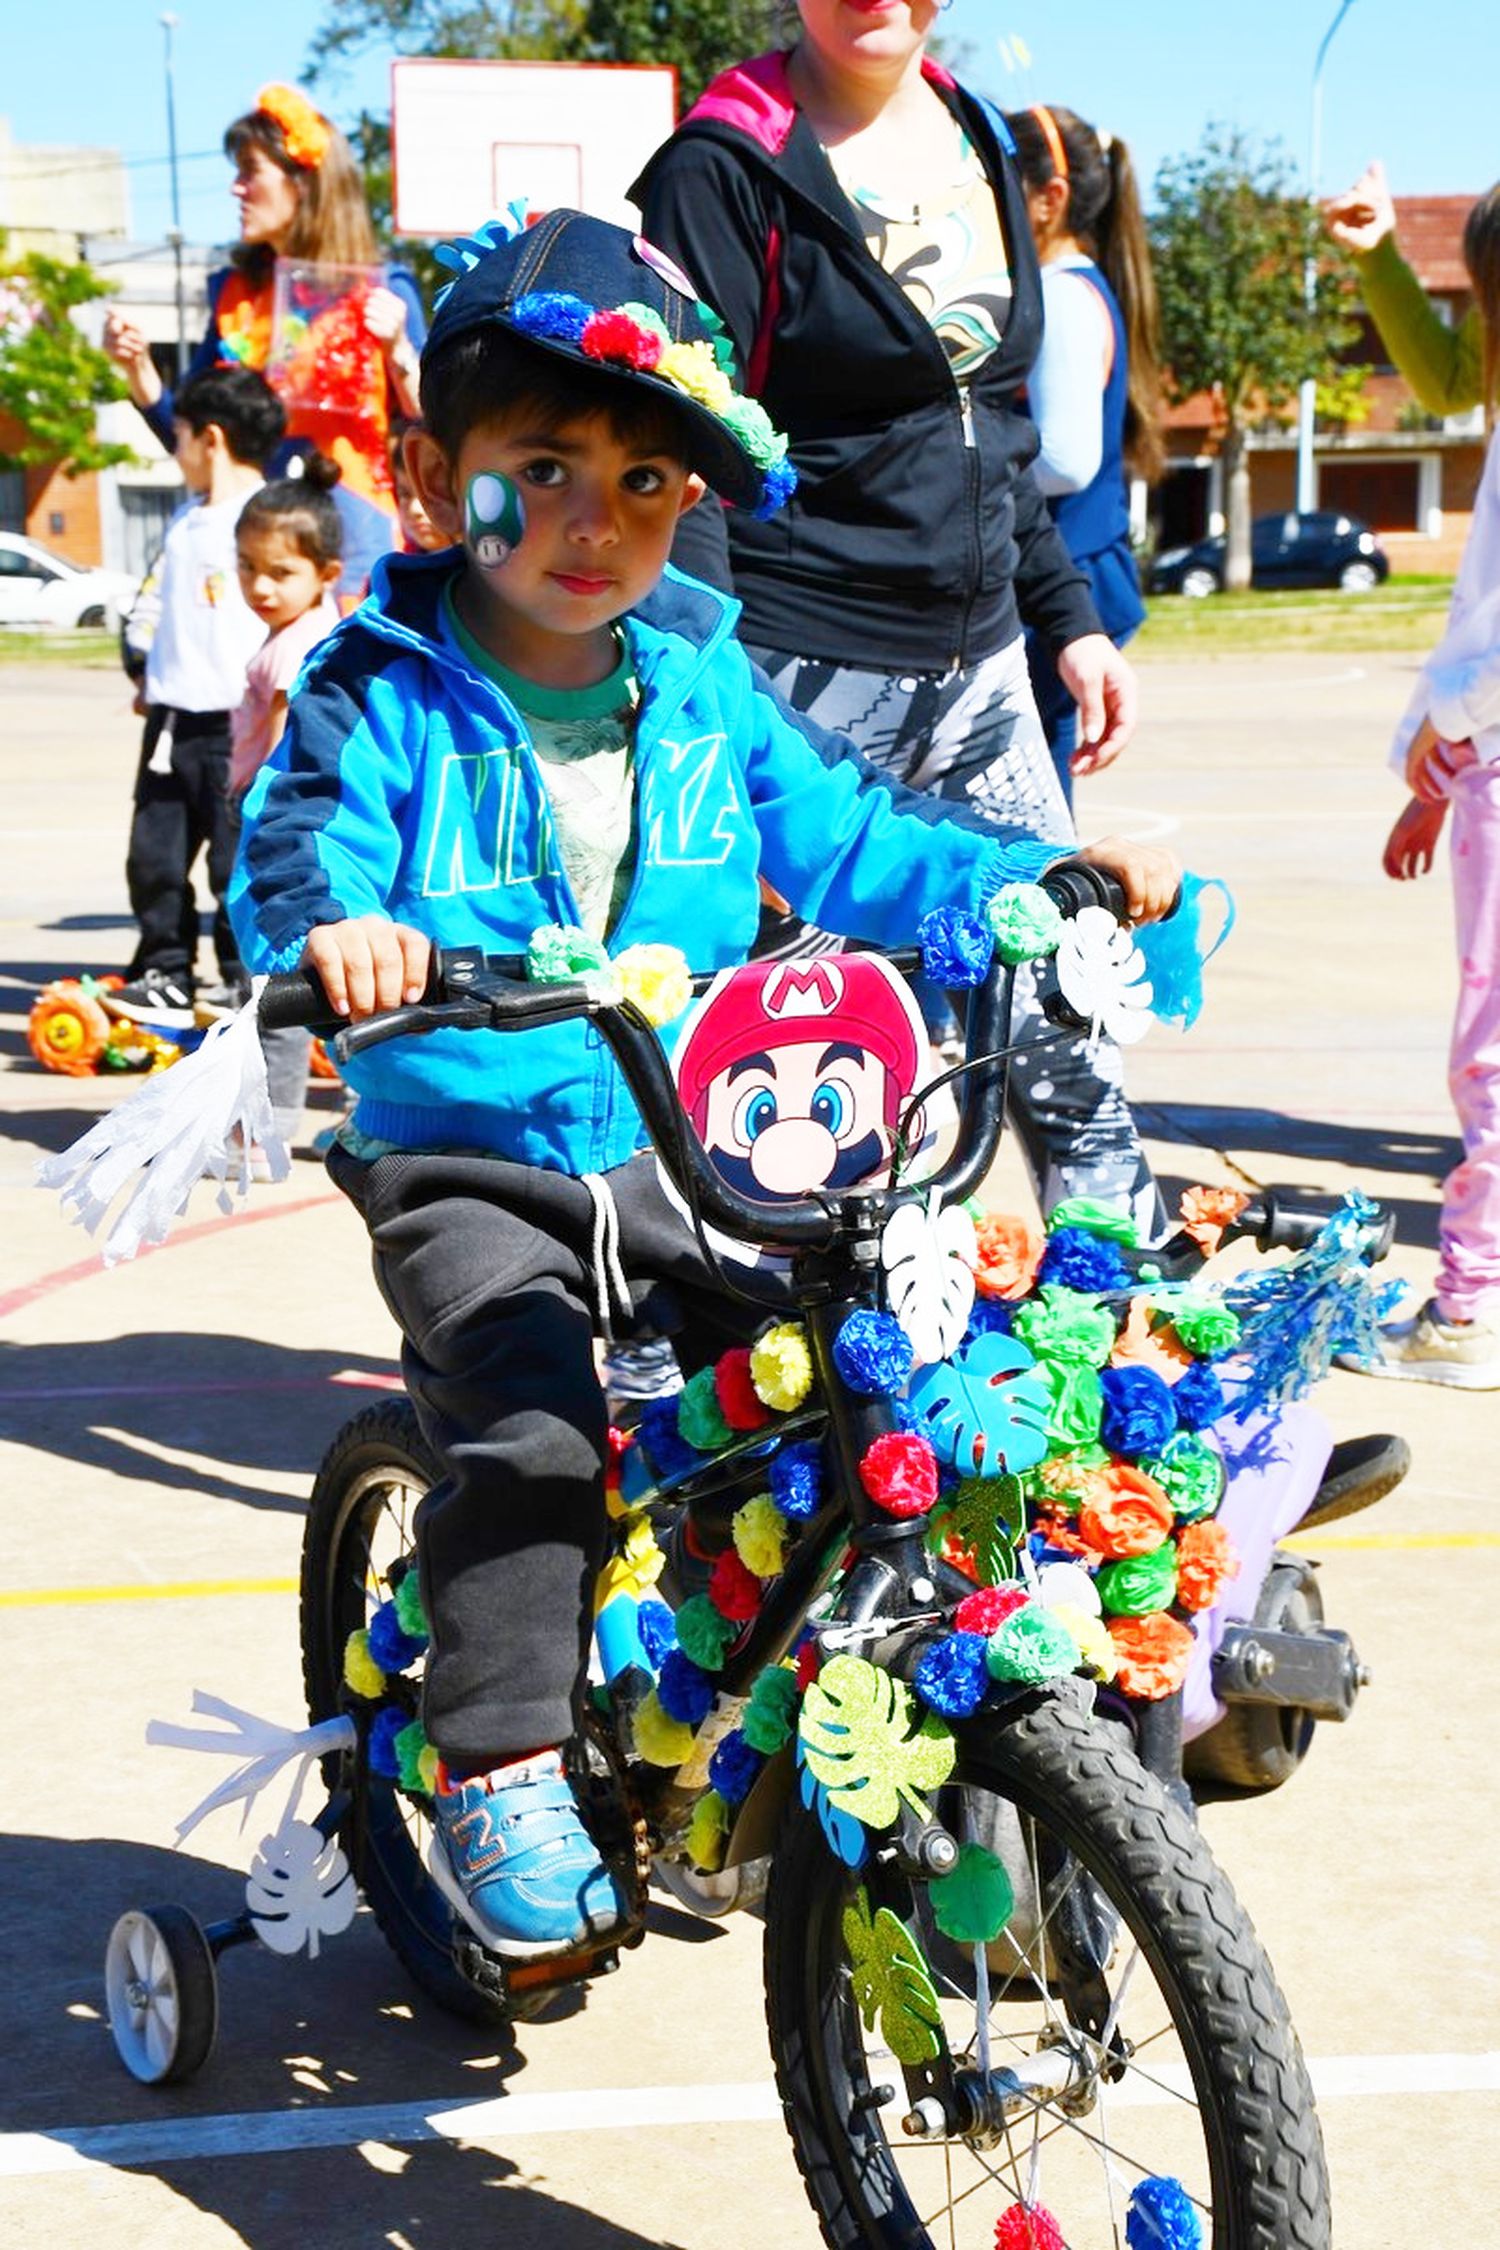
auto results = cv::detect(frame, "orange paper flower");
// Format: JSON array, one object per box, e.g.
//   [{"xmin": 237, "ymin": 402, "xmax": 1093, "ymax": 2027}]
[
  {"xmin": 1111, "ymin": 1297, "xmax": 1194, "ymax": 1379},
  {"xmin": 256, "ymin": 82, "xmax": 332, "ymax": 170},
  {"xmin": 1032, "ymin": 1508, "xmax": 1098, "ymax": 1559},
  {"xmin": 1077, "ymin": 1464, "xmax": 1173, "ymax": 1559},
  {"xmin": 1179, "ymin": 1185, "xmax": 1250, "ymax": 1258},
  {"xmin": 973, "ymin": 1212, "xmax": 1043, "ymax": 1301},
  {"xmin": 1107, "ymin": 1612, "xmax": 1196, "ymax": 1699},
  {"xmin": 1174, "ymin": 1518, "xmax": 1241, "ymax": 1612}
]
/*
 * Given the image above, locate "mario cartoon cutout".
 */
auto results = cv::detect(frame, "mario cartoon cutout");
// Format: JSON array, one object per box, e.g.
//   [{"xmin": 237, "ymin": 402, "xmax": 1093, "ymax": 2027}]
[{"xmin": 670, "ymin": 955, "xmax": 929, "ymax": 1205}]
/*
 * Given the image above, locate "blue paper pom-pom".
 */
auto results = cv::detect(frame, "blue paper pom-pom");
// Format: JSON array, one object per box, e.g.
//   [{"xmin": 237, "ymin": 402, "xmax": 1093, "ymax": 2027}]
[
  {"xmin": 1171, "ymin": 1358, "xmax": 1226, "ymax": 1430},
  {"xmin": 1038, "ymin": 1225, "xmax": 1132, "ymax": 1294},
  {"xmin": 914, "ymin": 1631, "xmax": 990, "ymax": 1718},
  {"xmin": 964, "ymin": 1296, "xmax": 1015, "ymax": 1341},
  {"xmin": 637, "ymin": 1597, "xmax": 678, "ymax": 1669},
  {"xmin": 768, "ymin": 1439, "xmax": 823, "ymax": 1521},
  {"xmin": 367, "ymin": 1600, "xmax": 426, "ymax": 1675},
  {"xmin": 1126, "ymin": 2174, "xmax": 1203, "ymax": 2249},
  {"xmin": 638, "ymin": 1394, "xmax": 701, "ymax": 1481},
  {"xmin": 917, "ymin": 906, "xmax": 995, "ymax": 990},
  {"xmin": 708, "ymin": 1728, "xmax": 765, "ymax": 1806},
  {"xmin": 754, "ymin": 455, "xmax": 798, "ymax": 519},
  {"xmin": 511, "ymin": 289, "xmax": 592, "ymax": 342},
  {"xmin": 656, "ymin": 1650, "xmax": 717, "ymax": 1727},
  {"xmin": 833, "ymin": 1308, "xmax": 913, "ymax": 1397},
  {"xmin": 1098, "ymin": 1363, "xmax": 1179, "ymax": 1456},
  {"xmin": 368, "ymin": 1703, "xmax": 409, "ymax": 1779}
]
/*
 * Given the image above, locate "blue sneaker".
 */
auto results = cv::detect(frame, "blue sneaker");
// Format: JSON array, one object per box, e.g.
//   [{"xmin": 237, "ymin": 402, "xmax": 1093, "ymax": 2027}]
[{"xmin": 427, "ymin": 1751, "xmax": 627, "ymax": 1958}]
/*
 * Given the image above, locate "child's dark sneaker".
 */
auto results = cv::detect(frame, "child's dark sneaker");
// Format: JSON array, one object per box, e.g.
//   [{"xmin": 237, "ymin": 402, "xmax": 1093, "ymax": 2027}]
[
  {"xmin": 108, "ymin": 967, "xmax": 195, "ymax": 1026},
  {"xmin": 427, "ymin": 1751, "xmax": 627, "ymax": 1958}
]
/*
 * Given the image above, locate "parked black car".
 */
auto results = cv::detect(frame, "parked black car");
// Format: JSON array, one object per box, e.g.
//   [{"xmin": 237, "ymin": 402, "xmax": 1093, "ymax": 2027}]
[{"xmin": 1150, "ymin": 510, "xmax": 1391, "ymax": 596}]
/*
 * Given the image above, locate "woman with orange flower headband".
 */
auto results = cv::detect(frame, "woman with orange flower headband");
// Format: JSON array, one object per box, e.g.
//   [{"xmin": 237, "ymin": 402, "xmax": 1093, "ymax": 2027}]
[{"xmin": 104, "ymin": 84, "xmax": 427, "ymax": 604}]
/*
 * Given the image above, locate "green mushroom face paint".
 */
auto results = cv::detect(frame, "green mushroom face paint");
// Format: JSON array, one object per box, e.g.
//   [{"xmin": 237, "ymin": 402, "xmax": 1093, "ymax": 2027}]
[{"xmin": 465, "ymin": 471, "xmax": 527, "ymax": 570}]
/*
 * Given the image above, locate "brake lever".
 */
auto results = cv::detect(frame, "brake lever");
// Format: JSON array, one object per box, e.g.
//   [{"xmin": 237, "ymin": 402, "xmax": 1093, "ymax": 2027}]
[{"xmin": 334, "ymin": 995, "xmax": 491, "ymax": 1062}]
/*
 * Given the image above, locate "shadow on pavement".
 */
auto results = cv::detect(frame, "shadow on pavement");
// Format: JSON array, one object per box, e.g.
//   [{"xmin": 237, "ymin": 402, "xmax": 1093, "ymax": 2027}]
[
  {"xmin": 0, "ymin": 1335, "xmax": 401, "ymax": 1515},
  {"xmin": 0, "ymin": 1102, "xmax": 117, "ymax": 1154},
  {"xmin": 3, "ymin": 1831, "xmax": 691, "ymax": 2249},
  {"xmin": 1139, "ymin": 1098, "xmax": 1456, "ymax": 1180}
]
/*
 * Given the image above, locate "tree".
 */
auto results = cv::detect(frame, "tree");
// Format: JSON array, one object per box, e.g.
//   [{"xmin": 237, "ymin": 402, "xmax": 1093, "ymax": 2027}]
[
  {"xmin": 1150, "ymin": 127, "xmax": 1359, "ymax": 590},
  {"xmin": 0, "ymin": 242, "xmax": 134, "ymax": 476}
]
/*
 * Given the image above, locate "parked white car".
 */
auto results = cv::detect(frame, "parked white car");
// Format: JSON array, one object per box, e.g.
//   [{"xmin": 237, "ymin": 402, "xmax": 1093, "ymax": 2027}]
[{"xmin": 0, "ymin": 534, "xmax": 138, "ymax": 630}]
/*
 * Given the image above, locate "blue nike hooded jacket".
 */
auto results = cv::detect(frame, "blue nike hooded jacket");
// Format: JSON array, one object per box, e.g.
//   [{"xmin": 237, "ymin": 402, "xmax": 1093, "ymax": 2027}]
[{"xmin": 229, "ymin": 547, "xmax": 1065, "ymax": 1173}]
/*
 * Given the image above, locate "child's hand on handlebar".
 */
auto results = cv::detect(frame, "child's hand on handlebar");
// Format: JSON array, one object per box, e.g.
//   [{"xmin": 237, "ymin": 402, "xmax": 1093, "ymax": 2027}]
[
  {"xmin": 1073, "ymin": 838, "xmax": 1181, "ymax": 924},
  {"xmin": 301, "ymin": 917, "xmax": 432, "ymax": 1021}
]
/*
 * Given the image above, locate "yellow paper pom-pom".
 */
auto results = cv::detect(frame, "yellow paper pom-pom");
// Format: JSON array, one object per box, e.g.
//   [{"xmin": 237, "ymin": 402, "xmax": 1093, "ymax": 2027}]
[
  {"xmin": 343, "ymin": 1627, "xmax": 385, "ymax": 1700},
  {"xmin": 633, "ymin": 1689, "xmax": 698, "ymax": 1768},
  {"xmin": 594, "ymin": 1508, "xmax": 666, "ymax": 1611},
  {"xmin": 615, "ymin": 943, "xmax": 693, "ymax": 1027},
  {"xmin": 658, "ymin": 339, "xmax": 737, "ymax": 414},
  {"xmin": 686, "ymin": 1788, "xmax": 730, "ymax": 1873},
  {"xmin": 733, "ymin": 1491, "xmax": 791, "ymax": 1580},
  {"xmin": 1050, "ymin": 1605, "xmax": 1118, "ymax": 1682},
  {"xmin": 417, "ymin": 1744, "xmax": 441, "ymax": 1793},
  {"xmin": 750, "ymin": 1321, "xmax": 814, "ymax": 1412}
]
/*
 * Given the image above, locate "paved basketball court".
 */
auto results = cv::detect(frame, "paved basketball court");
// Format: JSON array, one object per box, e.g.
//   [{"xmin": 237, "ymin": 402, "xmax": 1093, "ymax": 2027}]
[{"xmin": 1, "ymin": 647, "xmax": 1497, "ymax": 2247}]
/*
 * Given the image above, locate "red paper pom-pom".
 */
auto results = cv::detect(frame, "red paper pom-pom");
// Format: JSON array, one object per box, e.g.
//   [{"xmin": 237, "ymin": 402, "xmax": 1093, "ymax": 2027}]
[
  {"xmin": 995, "ymin": 2201, "xmax": 1065, "ymax": 2250},
  {"xmin": 580, "ymin": 308, "xmax": 664, "ymax": 370},
  {"xmin": 795, "ymin": 1639, "xmax": 821, "ymax": 1692},
  {"xmin": 954, "ymin": 1583, "xmax": 1030, "ymax": 1635},
  {"xmin": 859, "ymin": 1431, "xmax": 940, "ymax": 1518},
  {"xmin": 709, "ymin": 1548, "xmax": 763, "ymax": 1621},
  {"xmin": 714, "ymin": 1347, "xmax": 773, "ymax": 1432}
]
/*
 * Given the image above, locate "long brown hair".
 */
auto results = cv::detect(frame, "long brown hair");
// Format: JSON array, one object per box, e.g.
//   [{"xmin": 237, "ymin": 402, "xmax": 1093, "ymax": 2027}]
[
  {"xmin": 223, "ymin": 105, "xmax": 379, "ymax": 279},
  {"xmin": 1006, "ymin": 104, "xmax": 1165, "ymax": 483},
  {"xmin": 1464, "ymin": 182, "xmax": 1500, "ymax": 428}
]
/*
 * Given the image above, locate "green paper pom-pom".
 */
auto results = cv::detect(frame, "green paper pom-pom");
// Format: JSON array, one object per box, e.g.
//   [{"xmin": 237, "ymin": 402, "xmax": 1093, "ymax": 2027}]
[
  {"xmin": 394, "ymin": 1716, "xmax": 435, "ymax": 1795},
  {"xmin": 616, "ymin": 299, "xmax": 671, "ymax": 343},
  {"xmin": 1028, "ymin": 1442, "xmax": 1111, "ymax": 1512},
  {"xmin": 1046, "ymin": 1196, "xmax": 1140, "ymax": 1246},
  {"xmin": 742, "ymin": 1662, "xmax": 802, "ymax": 1752},
  {"xmin": 986, "ymin": 881, "xmax": 1065, "ymax": 965},
  {"xmin": 343, "ymin": 1627, "xmax": 385, "ymax": 1700},
  {"xmin": 526, "ymin": 922, "xmax": 612, "ymax": 982},
  {"xmin": 930, "ymin": 1841, "xmax": 1016, "ymax": 1944},
  {"xmin": 1169, "ymin": 1298, "xmax": 1243, "ymax": 1356},
  {"xmin": 985, "ymin": 1605, "xmax": 1081, "ymax": 1685},
  {"xmin": 1012, "ymin": 1284, "xmax": 1118, "ymax": 1367},
  {"xmin": 1140, "ymin": 1431, "xmax": 1226, "ymax": 1522},
  {"xmin": 674, "ymin": 1592, "xmax": 737, "ymax": 1671},
  {"xmin": 1036, "ymin": 1358, "xmax": 1105, "ymax": 1448},
  {"xmin": 393, "ymin": 1568, "xmax": 429, "ymax": 1641},
  {"xmin": 676, "ymin": 1366, "xmax": 734, "ymax": 1452},
  {"xmin": 1095, "ymin": 1544, "xmax": 1180, "ymax": 1616}
]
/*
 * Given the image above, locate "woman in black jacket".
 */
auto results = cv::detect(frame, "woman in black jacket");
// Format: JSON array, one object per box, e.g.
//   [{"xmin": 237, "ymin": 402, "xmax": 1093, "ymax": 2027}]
[{"xmin": 635, "ymin": 0, "xmax": 1157, "ymax": 1231}]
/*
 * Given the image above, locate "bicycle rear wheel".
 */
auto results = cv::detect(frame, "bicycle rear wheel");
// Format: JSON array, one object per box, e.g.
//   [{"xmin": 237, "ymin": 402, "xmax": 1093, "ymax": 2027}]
[{"xmin": 765, "ymin": 1691, "xmax": 1329, "ymax": 2249}]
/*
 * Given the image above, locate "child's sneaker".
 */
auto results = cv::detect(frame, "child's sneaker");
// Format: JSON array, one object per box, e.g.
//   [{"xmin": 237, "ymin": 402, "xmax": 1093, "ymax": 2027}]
[
  {"xmin": 107, "ymin": 967, "xmax": 195, "ymax": 1026},
  {"xmin": 427, "ymin": 1750, "xmax": 627, "ymax": 1958},
  {"xmin": 1341, "ymin": 1298, "xmax": 1500, "ymax": 1389}
]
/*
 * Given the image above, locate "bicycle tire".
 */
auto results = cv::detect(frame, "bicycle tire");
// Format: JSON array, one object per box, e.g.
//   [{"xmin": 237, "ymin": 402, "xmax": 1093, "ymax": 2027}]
[
  {"xmin": 765, "ymin": 1691, "xmax": 1329, "ymax": 2249},
  {"xmin": 300, "ymin": 1400, "xmax": 510, "ymax": 2026}
]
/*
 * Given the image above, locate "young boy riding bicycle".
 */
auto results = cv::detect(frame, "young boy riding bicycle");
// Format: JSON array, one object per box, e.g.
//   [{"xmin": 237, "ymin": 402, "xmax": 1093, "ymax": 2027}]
[{"xmin": 228, "ymin": 210, "xmax": 1177, "ymax": 1962}]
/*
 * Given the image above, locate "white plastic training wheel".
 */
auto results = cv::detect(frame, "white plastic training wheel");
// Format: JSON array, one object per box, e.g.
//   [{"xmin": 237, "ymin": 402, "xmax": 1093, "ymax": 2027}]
[{"xmin": 104, "ymin": 1905, "xmax": 219, "ymax": 2084}]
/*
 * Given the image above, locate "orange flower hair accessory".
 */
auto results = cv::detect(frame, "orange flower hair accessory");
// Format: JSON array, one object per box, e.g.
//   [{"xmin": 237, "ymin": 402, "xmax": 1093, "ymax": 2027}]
[
  {"xmin": 256, "ymin": 83, "xmax": 332, "ymax": 171},
  {"xmin": 1179, "ymin": 1184, "xmax": 1250, "ymax": 1258},
  {"xmin": 973, "ymin": 1212, "xmax": 1044, "ymax": 1301},
  {"xmin": 1174, "ymin": 1518, "xmax": 1241, "ymax": 1612},
  {"xmin": 1107, "ymin": 1612, "xmax": 1195, "ymax": 1699},
  {"xmin": 1077, "ymin": 1463, "xmax": 1173, "ymax": 1559}
]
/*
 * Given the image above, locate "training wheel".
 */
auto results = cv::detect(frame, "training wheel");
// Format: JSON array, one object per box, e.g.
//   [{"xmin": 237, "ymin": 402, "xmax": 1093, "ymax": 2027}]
[{"xmin": 104, "ymin": 1905, "xmax": 219, "ymax": 2085}]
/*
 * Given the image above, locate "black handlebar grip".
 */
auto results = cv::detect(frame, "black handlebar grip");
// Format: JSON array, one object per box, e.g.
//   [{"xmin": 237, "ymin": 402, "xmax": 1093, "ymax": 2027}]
[
  {"xmin": 1041, "ymin": 860, "xmax": 1129, "ymax": 922},
  {"xmin": 257, "ymin": 966, "xmax": 347, "ymax": 1033}
]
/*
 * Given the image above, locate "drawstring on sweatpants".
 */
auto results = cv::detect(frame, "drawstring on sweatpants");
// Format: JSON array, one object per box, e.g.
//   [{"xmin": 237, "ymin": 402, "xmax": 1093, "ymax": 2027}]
[{"xmin": 581, "ymin": 1172, "xmax": 634, "ymax": 1344}]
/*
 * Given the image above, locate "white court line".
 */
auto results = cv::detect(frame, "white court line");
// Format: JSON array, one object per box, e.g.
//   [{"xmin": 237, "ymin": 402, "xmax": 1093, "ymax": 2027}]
[
  {"xmin": 3, "ymin": 2055, "xmax": 1498, "ymax": 2178},
  {"xmin": 1077, "ymin": 804, "xmax": 1181, "ymax": 841}
]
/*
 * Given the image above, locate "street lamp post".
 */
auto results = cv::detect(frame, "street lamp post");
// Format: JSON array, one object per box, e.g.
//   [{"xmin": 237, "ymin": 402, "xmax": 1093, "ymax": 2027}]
[
  {"xmin": 160, "ymin": 11, "xmax": 187, "ymax": 380},
  {"xmin": 1296, "ymin": 0, "xmax": 1359, "ymax": 514}
]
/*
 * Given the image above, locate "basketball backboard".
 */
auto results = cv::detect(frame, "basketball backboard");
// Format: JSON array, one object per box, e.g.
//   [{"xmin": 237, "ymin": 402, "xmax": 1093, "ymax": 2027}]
[{"xmin": 391, "ymin": 58, "xmax": 678, "ymax": 237}]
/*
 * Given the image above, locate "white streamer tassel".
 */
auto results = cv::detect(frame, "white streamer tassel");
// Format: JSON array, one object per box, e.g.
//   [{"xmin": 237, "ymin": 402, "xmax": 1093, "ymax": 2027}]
[
  {"xmin": 146, "ymin": 1690, "xmax": 357, "ymax": 1846},
  {"xmin": 35, "ymin": 981, "xmax": 291, "ymax": 1264}
]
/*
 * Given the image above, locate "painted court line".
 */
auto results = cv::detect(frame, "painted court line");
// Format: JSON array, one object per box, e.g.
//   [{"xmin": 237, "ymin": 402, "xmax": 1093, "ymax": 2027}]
[
  {"xmin": 0, "ymin": 1578, "xmax": 297, "ymax": 1609},
  {"xmin": 3, "ymin": 2055, "xmax": 1497, "ymax": 2177}
]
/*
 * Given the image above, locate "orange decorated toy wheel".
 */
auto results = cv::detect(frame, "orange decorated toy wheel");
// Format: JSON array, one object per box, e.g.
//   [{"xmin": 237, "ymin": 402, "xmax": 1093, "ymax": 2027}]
[
  {"xmin": 28, "ymin": 983, "xmax": 113, "ymax": 1076},
  {"xmin": 309, "ymin": 1037, "xmax": 341, "ymax": 1083}
]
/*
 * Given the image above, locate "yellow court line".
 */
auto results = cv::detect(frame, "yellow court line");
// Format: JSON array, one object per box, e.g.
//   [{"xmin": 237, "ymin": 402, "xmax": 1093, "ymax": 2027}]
[
  {"xmin": 0, "ymin": 1577, "xmax": 298, "ymax": 1608},
  {"xmin": 1283, "ymin": 1531, "xmax": 1500, "ymax": 1551}
]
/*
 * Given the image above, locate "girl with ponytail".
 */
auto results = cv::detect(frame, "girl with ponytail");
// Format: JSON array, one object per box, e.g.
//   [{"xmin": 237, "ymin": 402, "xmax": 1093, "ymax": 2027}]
[{"xmin": 1006, "ymin": 104, "xmax": 1164, "ymax": 800}]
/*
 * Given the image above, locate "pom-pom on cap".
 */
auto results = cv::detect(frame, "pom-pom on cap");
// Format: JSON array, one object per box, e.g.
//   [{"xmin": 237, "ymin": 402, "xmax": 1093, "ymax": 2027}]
[{"xmin": 424, "ymin": 208, "xmax": 792, "ymax": 515}]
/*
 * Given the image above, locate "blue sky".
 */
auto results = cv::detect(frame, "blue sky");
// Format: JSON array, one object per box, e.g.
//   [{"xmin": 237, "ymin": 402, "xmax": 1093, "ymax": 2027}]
[{"xmin": 2, "ymin": 0, "xmax": 1492, "ymax": 253}]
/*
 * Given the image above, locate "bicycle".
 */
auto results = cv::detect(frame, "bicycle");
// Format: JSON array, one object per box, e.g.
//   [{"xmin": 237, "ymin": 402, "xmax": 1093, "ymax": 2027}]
[{"xmin": 109, "ymin": 866, "xmax": 1332, "ymax": 2249}]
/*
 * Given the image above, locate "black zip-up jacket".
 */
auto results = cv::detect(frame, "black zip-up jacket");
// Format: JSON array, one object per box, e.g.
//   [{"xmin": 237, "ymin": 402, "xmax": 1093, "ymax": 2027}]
[{"xmin": 633, "ymin": 52, "xmax": 1100, "ymax": 672}]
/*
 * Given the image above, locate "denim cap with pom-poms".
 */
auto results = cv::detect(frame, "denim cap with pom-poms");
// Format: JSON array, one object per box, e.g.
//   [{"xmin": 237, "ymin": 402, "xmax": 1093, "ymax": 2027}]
[{"xmin": 424, "ymin": 207, "xmax": 796, "ymax": 518}]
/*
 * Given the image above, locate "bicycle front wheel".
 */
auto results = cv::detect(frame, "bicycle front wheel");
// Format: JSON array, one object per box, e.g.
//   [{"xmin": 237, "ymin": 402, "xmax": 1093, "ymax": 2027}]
[{"xmin": 765, "ymin": 1692, "xmax": 1329, "ymax": 2249}]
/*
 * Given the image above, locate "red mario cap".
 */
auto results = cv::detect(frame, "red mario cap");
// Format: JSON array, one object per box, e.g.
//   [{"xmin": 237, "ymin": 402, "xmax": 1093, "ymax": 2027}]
[{"xmin": 675, "ymin": 956, "xmax": 922, "ymax": 1134}]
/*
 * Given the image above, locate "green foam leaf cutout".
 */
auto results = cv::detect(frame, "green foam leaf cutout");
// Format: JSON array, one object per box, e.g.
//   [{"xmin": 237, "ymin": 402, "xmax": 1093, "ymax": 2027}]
[
  {"xmin": 930, "ymin": 1473, "xmax": 1024, "ymax": 1585},
  {"xmin": 799, "ymin": 1654, "xmax": 957, "ymax": 1828},
  {"xmin": 929, "ymin": 1842, "xmax": 1016, "ymax": 1945},
  {"xmin": 841, "ymin": 1887, "xmax": 943, "ymax": 2063}
]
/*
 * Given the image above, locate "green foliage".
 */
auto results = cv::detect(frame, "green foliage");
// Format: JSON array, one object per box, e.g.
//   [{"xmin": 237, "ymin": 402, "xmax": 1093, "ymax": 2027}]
[
  {"xmin": 1315, "ymin": 363, "xmax": 1374, "ymax": 431},
  {"xmin": 0, "ymin": 242, "xmax": 134, "ymax": 476},
  {"xmin": 841, "ymin": 1888, "xmax": 943, "ymax": 2063},
  {"xmin": 929, "ymin": 1474, "xmax": 1022, "ymax": 1586},
  {"xmin": 799, "ymin": 1655, "xmax": 956, "ymax": 1828}
]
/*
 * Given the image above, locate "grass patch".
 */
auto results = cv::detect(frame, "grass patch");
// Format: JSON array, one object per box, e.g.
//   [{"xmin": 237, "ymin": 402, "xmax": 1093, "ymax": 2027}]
[
  {"xmin": 0, "ymin": 629, "xmax": 120, "ymax": 668},
  {"xmin": 1135, "ymin": 578, "xmax": 1453, "ymax": 659}
]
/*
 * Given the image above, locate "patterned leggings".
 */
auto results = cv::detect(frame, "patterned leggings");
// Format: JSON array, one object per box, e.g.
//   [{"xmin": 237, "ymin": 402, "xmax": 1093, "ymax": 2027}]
[{"xmin": 748, "ymin": 636, "xmax": 1162, "ymax": 1238}]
